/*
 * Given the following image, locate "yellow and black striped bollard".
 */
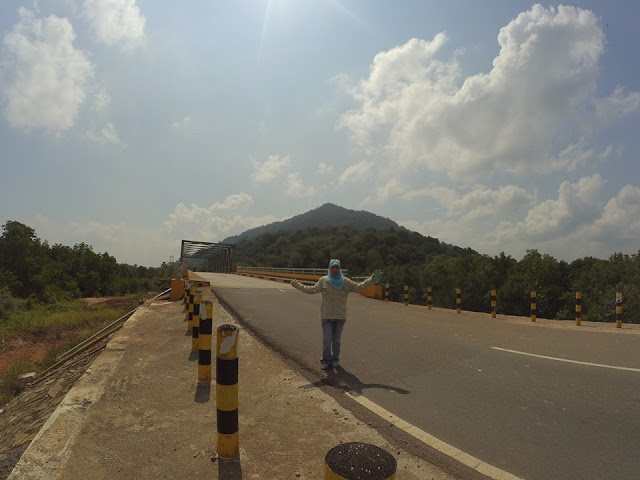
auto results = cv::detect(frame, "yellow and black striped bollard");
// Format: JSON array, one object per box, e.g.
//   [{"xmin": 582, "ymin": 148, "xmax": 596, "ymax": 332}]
[
  {"xmin": 615, "ymin": 292, "xmax": 623, "ymax": 328},
  {"xmin": 183, "ymin": 281, "xmax": 190, "ymax": 322},
  {"xmin": 188, "ymin": 284, "xmax": 197, "ymax": 329},
  {"xmin": 192, "ymin": 292, "xmax": 201, "ymax": 351},
  {"xmin": 324, "ymin": 442, "xmax": 396, "ymax": 479},
  {"xmin": 403, "ymin": 285, "xmax": 409, "ymax": 306},
  {"xmin": 491, "ymin": 289, "xmax": 497, "ymax": 318},
  {"xmin": 575, "ymin": 292, "xmax": 582, "ymax": 326},
  {"xmin": 531, "ymin": 291, "xmax": 537, "ymax": 322},
  {"xmin": 456, "ymin": 288, "xmax": 461, "ymax": 314},
  {"xmin": 217, "ymin": 324, "xmax": 239, "ymax": 459},
  {"xmin": 385, "ymin": 284, "xmax": 390, "ymax": 302},
  {"xmin": 198, "ymin": 301, "xmax": 213, "ymax": 383},
  {"xmin": 427, "ymin": 286, "xmax": 432, "ymax": 310}
]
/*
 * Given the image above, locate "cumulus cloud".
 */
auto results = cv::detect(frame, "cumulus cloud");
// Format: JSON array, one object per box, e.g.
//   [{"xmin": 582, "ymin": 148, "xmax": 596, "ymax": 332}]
[
  {"xmin": 339, "ymin": 160, "xmax": 373, "ymax": 184},
  {"xmin": 163, "ymin": 193, "xmax": 281, "ymax": 242},
  {"xmin": 338, "ymin": 5, "xmax": 639, "ymax": 181},
  {"xmin": 92, "ymin": 88, "xmax": 111, "ymax": 112},
  {"xmin": 448, "ymin": 185, "xmax": 534, "ymax": 222},
  {"xmin": 1, "ymin": 8, "xmax": 94, "ymax": 134},
  {"xmin": 589, "ymin": 185, "xmax": 640, "ymax": 242},
  {"xmin": 171, "ymin": 116, "xmax": 192, "ymax": 130},
  {"xmin": 83, "ymin": 0, "xmax": 146, "ymax": 52},
  {"xmin": 86, "ymin": 122, "xmax": 123, "ymax": 144},
  {"xmin": 251, "ymin": 154, "xmax": 291, "ymax": 184},
  {"xmin": 286, "ymin": 173, "xmax": 315, "ymax": 198},
  {"xmin": 317, "ymin": 162, "xmax": 333, "ymax": 175}
]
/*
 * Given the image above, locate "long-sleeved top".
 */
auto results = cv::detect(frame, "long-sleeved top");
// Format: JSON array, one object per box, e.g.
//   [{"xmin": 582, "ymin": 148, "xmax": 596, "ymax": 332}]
[{"xmin": 292, "ymin": 275, "xmax": 375, "ymax": 320}]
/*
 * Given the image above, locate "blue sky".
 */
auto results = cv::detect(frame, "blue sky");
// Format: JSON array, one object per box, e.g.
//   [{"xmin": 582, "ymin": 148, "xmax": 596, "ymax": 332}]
[{"xmin": 1, "ymin": 1, "xmax": 639, "ymax": 266}]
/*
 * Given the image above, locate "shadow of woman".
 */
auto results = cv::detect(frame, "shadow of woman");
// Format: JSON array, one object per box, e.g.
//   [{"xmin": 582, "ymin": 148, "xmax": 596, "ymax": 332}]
[{"xmin": 301, "ymin": 366, "xmax": 410, "ymax": 396}]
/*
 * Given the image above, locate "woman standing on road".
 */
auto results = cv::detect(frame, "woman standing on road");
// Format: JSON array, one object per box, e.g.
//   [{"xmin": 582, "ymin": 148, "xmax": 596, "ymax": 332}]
[{"xmin": 291, "ymin": 259, "xmax": 380, "ymax": 370}]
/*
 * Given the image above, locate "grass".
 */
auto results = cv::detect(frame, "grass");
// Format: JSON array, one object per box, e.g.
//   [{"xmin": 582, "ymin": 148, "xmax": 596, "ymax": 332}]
[{"xmin": 0, "ymin": 295, "xmax": 142, "ymax": 405}]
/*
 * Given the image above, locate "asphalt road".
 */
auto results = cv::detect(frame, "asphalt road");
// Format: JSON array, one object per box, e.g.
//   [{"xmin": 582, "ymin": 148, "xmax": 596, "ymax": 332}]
[{"xmin": 199, "ymin": 273, "xmax": 640, "ymax": 480}]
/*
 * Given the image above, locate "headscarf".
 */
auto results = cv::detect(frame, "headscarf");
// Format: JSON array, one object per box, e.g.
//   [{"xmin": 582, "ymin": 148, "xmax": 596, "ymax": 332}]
[{"xmin": 327, "ymin": 259, "xmax": 344, "ymax": 290}]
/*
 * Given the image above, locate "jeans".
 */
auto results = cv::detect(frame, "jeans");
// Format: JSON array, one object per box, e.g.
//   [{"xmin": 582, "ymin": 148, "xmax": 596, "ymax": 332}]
[{"xmin": 321, "ymin": 318, "xmax": 346, "ymax": 364}]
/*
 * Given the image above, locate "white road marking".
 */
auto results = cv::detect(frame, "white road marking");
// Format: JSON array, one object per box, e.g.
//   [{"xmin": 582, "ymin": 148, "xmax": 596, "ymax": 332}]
[
  {"xmin": 345, "ymin": 391, "xmax": 524, "ymax": 480},
  {"xmin": 491, "ymin": 347, "xmax": 640, "ymax": 373}
]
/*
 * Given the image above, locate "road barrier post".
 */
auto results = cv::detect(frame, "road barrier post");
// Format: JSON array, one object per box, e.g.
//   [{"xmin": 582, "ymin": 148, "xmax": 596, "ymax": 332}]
[
  {"xmin": 198, "ymin": 301, "xmax": 213, "ymax": 383},
  {"xmin": 216, "ymin": 324, "xmax": 239, "ymax": 459},
  {"xmin": 456, "ymin": 288, "xmax": 461, "ymax": 314},
  {"xmin": 403, "ymin": 285, "xmax": 409, "ymax": 306},
  {"xmin": 427, "ymin": 286, "xmax": 432, "ymax": 310},
  {"xmin": 491, "ymin": 289, "xmax": 497, "ymax": 318},
  {"xmin": 531, "ymin": 291, "xmax": 537, "ymax": 322},
  {"xmin": 616, "ymin": 292, "xmax": 623, "ymax": 328},
  {"xmin": 576, "ymin": 292, "xmax": 582, "ymax": 326},
  {"xmin": 385, "ymin": 284, "xmax": 389, "ymax": 302},
  {"xmin": 192, "ymin": 292, "xmax": 201, "ymax": 351},
  {"xmin": 183, "ymin": 280, "xmax": 190, "ymax": 322},
  {"xmin": 188, "ymin": 284, "xmax": 197, "ymax": 330},
  {"xmin": 324, "ymin": 442, "xmax": 396, "ymax": 479}
]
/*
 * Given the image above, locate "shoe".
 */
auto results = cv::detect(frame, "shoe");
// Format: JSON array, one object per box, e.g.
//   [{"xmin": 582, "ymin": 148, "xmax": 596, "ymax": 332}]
[
  {"xmin": 320, "ymin": 363, "xmax": 329, "ymax": 370},
  {"xmin": 331, "ymin": 361, "xmax": 339, "ymax": 368}
]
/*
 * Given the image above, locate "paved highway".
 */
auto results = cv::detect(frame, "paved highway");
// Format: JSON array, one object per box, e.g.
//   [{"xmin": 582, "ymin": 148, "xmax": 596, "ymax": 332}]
[{"xmin": 199, "ymin": 273, "xmax": 640, "ymax": 480}]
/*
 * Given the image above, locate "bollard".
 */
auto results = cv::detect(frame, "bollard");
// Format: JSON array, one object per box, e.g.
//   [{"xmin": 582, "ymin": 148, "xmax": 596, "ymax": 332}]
[
  {"xmin": 183, "ymin": 280, "xmax": 190, "ymax": 321},
  {"xmin": 192, "ymin": 292, "xmax": 201, "ymax": 351},
  {"xmin": 456, "ymin": 288, "xmax": 461, "ymax": 314},
  {"xmin": 427, "ymin": 286, "xmax": 432, "ymax": 310},
  {"xmin": 324, "ymin": 442, "xmax": 396, "ymax": 479},
  {"xmin": 575, "ymin": 292, "xmax": 582, "ymax": 326},
  {"xmin": 531, "ymin": 291, "xmax": 537, "ymax": 322},
  {"xmin": 403, "ymin": 285, "xmax": 409, "ymax": 306},
  {"xmin": 188, "ymin": 284, "xmax": 197, "ymax": 329},
  {"xmin": 385, "ymin": 284, "xmax": 390, "ymax": 302},
  {"xmin": 491, "ymin": 289, "xmax": 497, "ymax": 318},
  {"xmin": 615, "ymin": 292, "xmax": 623, "ymax": 328},
  {"xmin": 216, "ymin": 324, "xmax": 239, "ymax": 459},
  {"xmin": 198, "ymin": 301, "xmax": 213, "ymax": 383}
]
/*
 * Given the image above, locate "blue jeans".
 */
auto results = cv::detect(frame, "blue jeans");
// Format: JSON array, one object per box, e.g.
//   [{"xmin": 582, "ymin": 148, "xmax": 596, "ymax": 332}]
[{"xmin": 321, "ymin": 318, "xmax": 346, "ymax": 365}]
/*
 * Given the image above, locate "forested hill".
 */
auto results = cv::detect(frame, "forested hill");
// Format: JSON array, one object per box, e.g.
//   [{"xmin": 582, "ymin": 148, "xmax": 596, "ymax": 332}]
[{"xmin": 222, "ymin": 203, "xmax": 403, "ymax": 244}]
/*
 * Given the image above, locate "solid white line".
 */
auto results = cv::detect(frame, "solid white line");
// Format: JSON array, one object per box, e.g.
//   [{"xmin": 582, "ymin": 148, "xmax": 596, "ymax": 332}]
[
  {"xmin": 345, "ymin": 391, "xmax": 524, "ymax": 480},
  {"xmin": 491, "ymin": 347, "xmax": 640, "ymax": 372}
]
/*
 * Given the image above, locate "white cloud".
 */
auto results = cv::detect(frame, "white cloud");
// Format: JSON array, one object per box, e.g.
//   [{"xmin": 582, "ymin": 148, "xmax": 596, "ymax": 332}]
[
  {"xmin": 86, "ymin": 122, "xmax": 123, "ymax": 144},
  {"xmin": 171, "ymin": 116, "xmax": 192, "ymax": 130},
  {"xmin": 83, "ymin": 0, "xmax": 146, "ymax": 52},
  {"xmin": 1, "ymin": 8, "xmax": 94, "ymax": 134},
  {"xmin": 286, "ymin": 173, "xmax": 315, "ymax": 198},
  {"xmin": 339, "ymin": 160, "xmax": 373, "ymax": 184},
  {"xmin": 337, "ymin": 5, "xmax": 639, "ymax": 181},
  {"xmin": 589, "ymin": 185, "xmax": 640, "ymax": 242},
  {"xmin": 251, "ymin": 154, "xmax": 291, "ymax": 184},
  {"xmin": 163, "ymin": 193, "xmax": 280, "ymax": 243},
  {"xmin": 449, "ymin": 185, "xmax": 534, "ymax": 222},
  {"xmin": 317, "ymin": 162, "xmax": 333, "ymax": 175},
  {"xmin": 92, "ymin": 88, "xmax": 111, "ymax": 112}
]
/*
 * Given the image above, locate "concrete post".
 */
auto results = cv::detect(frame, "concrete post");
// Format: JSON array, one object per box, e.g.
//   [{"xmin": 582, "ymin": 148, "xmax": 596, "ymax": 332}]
[
  {"xmin": 198, "ymin": 301, "xmax": 213, "ymax": 383},
  {"xmin": 216, "ymin": 324, "xmax": 239, "ymax": 459},
  {"xmin": 427, "ymin": 286, "xmax": 432, "ymax": 310},
  {"xmin": 192, "ymin": 292, "xmax": 201, "ymax": 351},
  {"xmin": 575, "ymin": 292, "xmax": 582, "ymax": 326},
  {"xmin": 531, "ymin": 291, "xmax": 537, "ymax": 322},
  {"xmin": 491, "ymin": 289, "xmax": 497, "ymax": 318},
  {"xmin": 456, "ymin": 288, "xmax": 461, "ymax": 314},
  {"xmin": 616, "ymin": 292, "xmax": 623, "ymax": 328}
]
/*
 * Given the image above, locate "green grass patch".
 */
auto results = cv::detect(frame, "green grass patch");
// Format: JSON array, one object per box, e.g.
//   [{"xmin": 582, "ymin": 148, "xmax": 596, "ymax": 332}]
[{"xmin": 0, "ymin": 359, "xmax": 35, "ymax": 405}]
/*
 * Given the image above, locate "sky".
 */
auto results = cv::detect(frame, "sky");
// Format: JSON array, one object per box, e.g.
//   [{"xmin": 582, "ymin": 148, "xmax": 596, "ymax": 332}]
[{"xmin": 1, "ymin": 1, "xmax": 639, "ymax": 267}]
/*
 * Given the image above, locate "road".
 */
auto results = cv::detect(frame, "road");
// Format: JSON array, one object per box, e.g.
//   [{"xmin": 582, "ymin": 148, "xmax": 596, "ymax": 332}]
[{"xmin": 198, "ymin": 273, "xmax": 640, "ymax": 480}]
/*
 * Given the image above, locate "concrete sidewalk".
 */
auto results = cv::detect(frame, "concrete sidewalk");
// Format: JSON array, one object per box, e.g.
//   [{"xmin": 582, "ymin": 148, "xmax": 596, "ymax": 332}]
[{"xmin": 9, "ymin": 290, "xmax": 456, "ymax": 479}]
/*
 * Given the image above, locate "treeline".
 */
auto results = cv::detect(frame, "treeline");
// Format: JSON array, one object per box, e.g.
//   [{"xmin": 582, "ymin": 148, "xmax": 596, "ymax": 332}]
[
  {"xmin": 0, "ymin": 221, "xmax": 174, "ymax": 304},
  {"xmin": 234, "ymin": 226, "xmax": 639, "ymax": 323}
]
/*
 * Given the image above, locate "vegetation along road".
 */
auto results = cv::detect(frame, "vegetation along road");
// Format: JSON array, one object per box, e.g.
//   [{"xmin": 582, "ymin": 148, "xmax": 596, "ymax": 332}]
[{"xmin": 200, "ymin": 272, "xmax": 640, "ymax": 480}]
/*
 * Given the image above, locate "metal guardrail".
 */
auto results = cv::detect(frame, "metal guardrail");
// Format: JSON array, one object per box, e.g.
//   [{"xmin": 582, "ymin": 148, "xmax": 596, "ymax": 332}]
[{"xmin": 236, "ymin": 266, "xmax": 348, "ymax": 275}]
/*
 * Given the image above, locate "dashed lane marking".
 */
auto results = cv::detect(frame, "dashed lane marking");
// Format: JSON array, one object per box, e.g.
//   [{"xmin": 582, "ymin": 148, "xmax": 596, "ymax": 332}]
[
  {"xmin": 345, "ymin": 391, "xmax": 524, "ymax": 480},
  {"xmin": 491, "ymin": 347, "xmax": 640, "ymax": 373}
]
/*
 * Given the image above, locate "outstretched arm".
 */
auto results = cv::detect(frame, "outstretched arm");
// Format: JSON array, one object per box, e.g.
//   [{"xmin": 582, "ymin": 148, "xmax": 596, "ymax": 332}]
[
  {"xmin": 291, "ymin": 277, "xmax": 324, "ymax": 294},
  {"xmin": 344, "ymin": 274, "xmax": 376, "ymax": 292}
]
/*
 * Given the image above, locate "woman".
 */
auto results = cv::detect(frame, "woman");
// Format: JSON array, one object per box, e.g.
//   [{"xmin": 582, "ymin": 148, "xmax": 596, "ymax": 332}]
[{"xmin": 291, "ymin": 259, "xmax": 379, "ymax": 370}]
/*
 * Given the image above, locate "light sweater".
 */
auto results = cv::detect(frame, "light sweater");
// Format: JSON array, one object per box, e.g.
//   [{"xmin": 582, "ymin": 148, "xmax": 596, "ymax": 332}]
[{"xmin": 292, "ymin": 275, "xmax": 375, "ymax": 320}]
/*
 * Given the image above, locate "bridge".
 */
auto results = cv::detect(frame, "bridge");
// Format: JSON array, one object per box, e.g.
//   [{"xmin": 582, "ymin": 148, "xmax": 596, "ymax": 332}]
[{"xmin": 7, "ymin": 269, "xmax": 640, "ymax": 479}]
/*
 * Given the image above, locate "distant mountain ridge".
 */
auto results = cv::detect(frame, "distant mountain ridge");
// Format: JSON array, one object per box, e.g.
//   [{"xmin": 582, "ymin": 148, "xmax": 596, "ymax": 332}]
[{"xmin": 222, "ymin": 203, "xmax": 403, "ymax": 244}]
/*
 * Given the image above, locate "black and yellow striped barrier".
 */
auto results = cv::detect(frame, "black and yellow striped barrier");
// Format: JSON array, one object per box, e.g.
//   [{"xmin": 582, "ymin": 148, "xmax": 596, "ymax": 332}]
[
  {"xmin": 531, "ymin": 291, "xmax": 537, "ymax": 322},
  {"xmin": 385, "ymin": 284, "xmax": 389, "ymax": 302},
  {"xmin": 324, "ymin": 442, "xmax": 396, "ymax": 479},
  {"xmin": 427, "ymin": 286, "xmax": 432, "ymax": 310},
  {"xmin": 403, "ymin": 285, "xmax": 408, "ymax": 306},
  {"xmin": 575, "ymin": 292, "xmax": 582, "ymax": 326},
  {"xmin": 192, "ymin": 292, "xmax": 201, "ymax": 351},
  {"xmin": 491, "ymin": 289, "xmax": 497, "ymax": 318},
  {"xmin": 616, "ymin": 292, "xmax": 623, "ymax": 328},
  {"xmin": 216, "ymin": 324, "xmax": 239, "ymax": 459},
  {"xmin": 456, "ymin": 288, "xmax": 461, "ymax": 314},
  {"xmin": 188, "ymin": 284, "xmax": 197, "ymax": 329},
  {"xmin": 183, "ymin": 281, "xmax": 190, "ymax": 322},
  {"xmin": 199, "ymin": 301, "xmax": 213, "ymax": 383}
]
